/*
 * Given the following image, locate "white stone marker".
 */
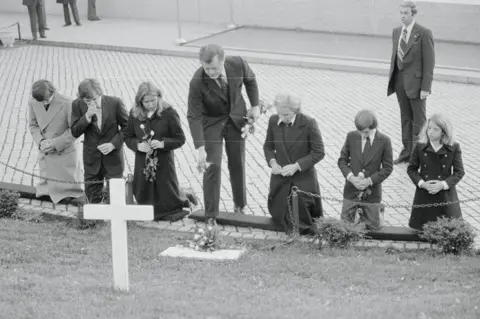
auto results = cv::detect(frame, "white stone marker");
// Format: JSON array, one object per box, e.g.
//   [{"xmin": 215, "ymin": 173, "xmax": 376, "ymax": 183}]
[
  {"xmin": 83, "ymin": 178, "xmax": 153, "ymax": 292},
  {"xmin": 160, "ymin": 246, "xmax": 246, "ymax": 261}
]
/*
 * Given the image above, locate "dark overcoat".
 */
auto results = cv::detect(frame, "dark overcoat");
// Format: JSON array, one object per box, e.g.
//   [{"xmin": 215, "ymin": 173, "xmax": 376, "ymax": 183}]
[
  {"xmin": 407, "ymin": 142, "xmax": 465, "ymax": 230},
  {"xmin": 263, "ymin": 113, "xmax": 325, "ymax": 234},
  {"xmin": 123, "ymin": 107, "xmax": 187, "ymax": 220}
]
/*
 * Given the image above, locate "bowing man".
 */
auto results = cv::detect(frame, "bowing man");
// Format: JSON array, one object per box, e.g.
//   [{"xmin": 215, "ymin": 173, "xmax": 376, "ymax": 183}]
[
  {"xmin": 28, "ymin": 79, "xmax": 84, "ymax": 204},
  {"xmin": 263, "ymin": 93, "xmax": 325, "ymax": 235}
]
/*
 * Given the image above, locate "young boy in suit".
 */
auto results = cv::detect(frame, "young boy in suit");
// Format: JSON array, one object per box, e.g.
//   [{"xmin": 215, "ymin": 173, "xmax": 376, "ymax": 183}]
[{"xmin": 337, "ymin": 110, "xmax": 393, "ymax": 230}]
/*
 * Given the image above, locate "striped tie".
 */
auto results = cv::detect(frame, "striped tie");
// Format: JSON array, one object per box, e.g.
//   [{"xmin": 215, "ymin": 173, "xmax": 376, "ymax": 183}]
[{"xmin": 397, "ymin": 29, "xmax": 408, "ymax": 70}]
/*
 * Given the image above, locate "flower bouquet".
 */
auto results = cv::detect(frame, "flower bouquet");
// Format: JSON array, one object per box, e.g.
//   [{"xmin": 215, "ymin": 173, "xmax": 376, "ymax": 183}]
[
  {"xmin": 241, "ymin": 99, "xmax": 273, "ymax": 139},
  {"xmin": 185, "ymin": 224, "xmax": 221, "ymax": 252},
  {"xmin": 140, "ymin": 124, "xmax": 158, "ymax": 182}
]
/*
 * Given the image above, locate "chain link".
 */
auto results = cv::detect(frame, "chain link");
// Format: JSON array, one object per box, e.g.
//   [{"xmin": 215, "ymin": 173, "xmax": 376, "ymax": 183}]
[
  {"xmin": 0, "ymin": 159, "xmax": 131, "ymax": 185},
  {"xmin": 294, "ymin": 188, "xmax": 480, "ymax": 209},
  {"xmin": 0, "ymin": 22, "xmax": 18, "ymax": 31}
]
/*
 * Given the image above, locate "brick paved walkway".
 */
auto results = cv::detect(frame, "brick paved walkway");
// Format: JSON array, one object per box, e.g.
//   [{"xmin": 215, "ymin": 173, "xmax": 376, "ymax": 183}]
[{"xmin": 1, "ymin": 45, "xmax": 480, "ymax": 237}]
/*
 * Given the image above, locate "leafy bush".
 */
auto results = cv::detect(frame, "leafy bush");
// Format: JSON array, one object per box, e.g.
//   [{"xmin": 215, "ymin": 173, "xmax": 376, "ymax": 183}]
[
  {"xmin": 315, "ymin": 217, "xmax": 365, "ymax": 249},
  {"xmin": 0, "ymin": 190, "xmax": 20, "ymax": 218},
  {"xmin": 420, "ymin": 217, "xmax": 476, "ymax": 255}
]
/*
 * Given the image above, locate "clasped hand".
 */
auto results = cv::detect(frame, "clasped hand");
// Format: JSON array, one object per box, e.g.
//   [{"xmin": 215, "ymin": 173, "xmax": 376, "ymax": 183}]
[
  {"xmin": 138, "ymin": 140, "xmax": 163, "ymax": 153},
  {"xmin": 271, "ymin": 162, "xmax": 299, "ymax": 177},
  {"xmin": 421, "ymin": 180, "xmax": 443, "ymax": 194},
  {"xmin": 97, "ymin": 143, "xmax": 115, "ymax": 155},
  {"xmin": 40, "ymin": 139, "xmax": 55, "ymax": 154},
  {"xmin": 86, "ymin": 105, "xmax": 101, "ymax": 122},
  {"xmin": 350, "ymin": 176, "xmax": 370, "ymax": 191}
]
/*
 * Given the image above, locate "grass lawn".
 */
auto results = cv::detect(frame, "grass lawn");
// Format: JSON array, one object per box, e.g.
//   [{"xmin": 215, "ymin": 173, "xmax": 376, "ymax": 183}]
[{"xmin": 1, "ymin": 213, "xmax": 479, "ymax": 319}]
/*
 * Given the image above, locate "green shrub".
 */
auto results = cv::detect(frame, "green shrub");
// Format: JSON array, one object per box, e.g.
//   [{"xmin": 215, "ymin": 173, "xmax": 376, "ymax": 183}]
[
  {"xmin": 0, "ymin": 190, "xmax": 20, "ymax": 218},
  {"xmin": 420, "ymin": 217, "xmax": 476, "ymax": 255},
  {"xmin": 315, "ymin": 217, "xmax": 365, "ymax": 249}
]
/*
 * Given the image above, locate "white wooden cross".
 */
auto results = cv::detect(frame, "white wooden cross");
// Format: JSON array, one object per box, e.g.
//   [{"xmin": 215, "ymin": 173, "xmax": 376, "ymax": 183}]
[{"xmin": 83, "ymin": 178, "xmax": 154, "ymax": 292}]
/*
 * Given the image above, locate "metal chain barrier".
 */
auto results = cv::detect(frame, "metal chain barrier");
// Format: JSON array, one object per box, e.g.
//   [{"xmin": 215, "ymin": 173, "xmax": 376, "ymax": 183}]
[
  {"xmin": 292, "ymin": 186, "xmax": 480, "ymax": 209},
  {"xmin": 0, "ymin": 22, "xmax": 19, "ymax": 31},
  {"xmin": 0, "ymin": 159, "xmax": 131, "ymax": 185}
]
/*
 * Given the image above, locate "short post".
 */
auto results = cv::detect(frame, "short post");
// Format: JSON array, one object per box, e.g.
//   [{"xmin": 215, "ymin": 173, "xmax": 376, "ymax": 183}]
[
  {"xmin": 17, "ymin": 22, "xmax": 21, "ymax": 40},
  {"xmin": 291, "ymin": 187, "xmax": 299, "ymax": 235},
  {"xmin": 125, "ymin": 174, "xmax": 134, "ymax": 204},
  {"xmin": 175, "ymin": 0, "xmax": 187, "ymax": 45},
  {"xmin": 227, "ymin": 0, "xmax": 237, "ymax": 29}
]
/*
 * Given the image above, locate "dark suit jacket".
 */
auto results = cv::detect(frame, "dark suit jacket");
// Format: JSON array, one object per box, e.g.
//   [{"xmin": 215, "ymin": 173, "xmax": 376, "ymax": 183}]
[
  {"xmin": 338, "ymin": 130, "xmax": 393, "ymax": 202},
  {"xmin": 187, "ymin": 56, "xmax": 259, "ymax": 149},
  {"xmin": 71, "ymin": 95, "xmax": 129, "ymax": 178},
  {"xmin": 387, "ymin": 23, "xmax": 435, "ymax": 99}
]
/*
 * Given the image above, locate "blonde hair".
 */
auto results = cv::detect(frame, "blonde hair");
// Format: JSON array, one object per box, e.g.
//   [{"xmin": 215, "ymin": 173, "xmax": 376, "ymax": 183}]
[
  {"xmin": 273, "ymin": 93, "xmax": 302, "ymax": 114},
  {"xmin": 132, "ymin": 81, "xmax": 171, "ymax": 121},
  {"xmin": 418, "ymin": 113, "xmax": 455, "ymax": 146}
]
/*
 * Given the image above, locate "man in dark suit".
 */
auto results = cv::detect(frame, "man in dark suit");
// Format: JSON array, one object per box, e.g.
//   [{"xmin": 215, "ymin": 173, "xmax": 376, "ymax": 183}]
[
  {"xmin": 387, "ymin": 1, "xmax": 435, "ymax": 165},
  {"xmin": 187, "ymin": 44, "xmax": 260, "ymax": 225},
  {"xmin": 22, "ymin": 0, "xmax": 47, "ymax": 40},
  {"xmin": 71, "ymin": 78, "xmax": 129, "ymax": 203},
  {"xmin": 263, "ymin": 94, "xmax": 325, "ymax": 235},
  {"xmin": 338, "ymin": 110, "xmax": 393, "ymax": 230}
]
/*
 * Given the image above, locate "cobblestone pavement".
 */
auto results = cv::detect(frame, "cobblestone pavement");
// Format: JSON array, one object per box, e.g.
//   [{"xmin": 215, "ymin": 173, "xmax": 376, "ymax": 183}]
[{"xmin": 1, "ymin": 45, "xmax": 480, "ymax": 235}]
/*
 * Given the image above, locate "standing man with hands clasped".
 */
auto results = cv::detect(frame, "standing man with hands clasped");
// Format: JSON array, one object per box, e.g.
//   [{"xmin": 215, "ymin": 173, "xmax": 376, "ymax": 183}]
[
  {"xmin": 387, "ymin": 1, "xmax": 435, "ymax": 165},
  {"xmin": 71, "ymin": 78, "xmax": 129, "ymax": 204},
  {"xmin": 187, "ymin": 44, "xmax": 260, "ymax": 226}
]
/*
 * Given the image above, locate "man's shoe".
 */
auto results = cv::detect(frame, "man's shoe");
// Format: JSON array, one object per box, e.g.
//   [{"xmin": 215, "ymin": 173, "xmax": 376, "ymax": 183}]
[
  {"xmin": 234, "ymin": 206, "xmax": 245, "ymax": 214},
  {"xmin": 88, "ymin": 17, "xmax": 101, "ymax": 21},
  {"xmin": 63, "ymin": 23, "xmax": 72, "ymax": 27},
  {"xmin": 44, "ymin": 27, "xmax": 50, "ymax": 30},
  {"xmin": 76, "ymin": 22, "xmax": 82, "ymax": 26},
  {"xmin": 32, "ymin": 36, "xmax": 37, "ymax": 40},
  {"xmin": 40, "ymin": 35, "xmax": 46, "ymax": 39},
  {"xmin": 393, "ymin": 157, "xmax": 409, "ymax": 165}
]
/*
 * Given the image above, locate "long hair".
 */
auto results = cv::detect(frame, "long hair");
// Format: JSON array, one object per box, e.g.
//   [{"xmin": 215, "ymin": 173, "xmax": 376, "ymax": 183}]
[
  {"xmin": 132, "ymin": 81, "xmax": 171, "ymax": 121},
  {"xmin": 418, "ymin": 113, "xmax": 455, "ymax": 146}
]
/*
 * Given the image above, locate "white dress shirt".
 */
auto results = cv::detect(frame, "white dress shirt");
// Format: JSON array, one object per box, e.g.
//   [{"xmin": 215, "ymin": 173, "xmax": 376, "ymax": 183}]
[{"xmin": 399, "ymin": 21, "xmax": 415, "ymax": 49}]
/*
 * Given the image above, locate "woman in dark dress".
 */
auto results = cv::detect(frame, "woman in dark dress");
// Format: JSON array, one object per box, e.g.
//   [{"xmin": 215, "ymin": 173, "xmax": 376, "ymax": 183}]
[
  {"xmin": 407, "ymin": 113, "xmax": 465, "ymax": 231},
  {"xmin": 124, "ymin": 81, "xmax": 189, "ymax": 221}
]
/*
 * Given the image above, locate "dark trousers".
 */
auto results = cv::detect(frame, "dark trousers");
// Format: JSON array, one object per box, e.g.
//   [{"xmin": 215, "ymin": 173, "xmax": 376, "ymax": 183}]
[
  {"xmin": 63, "ymin": 1, "xmax": 80, "ymax": 25},
  {"xmin": 27, "ymin": 1, "xmax": 46, "ymax": 38},
  {"xmin": 341, "ymin": 198, "xmax": 381, "ymax": 231},
  {"xmin": 203, "ymin": 119, "xmax": 246, "ymax": 217},
  {"xmin": 88, "ymin": 0, "xmax": 98, "ymax": 19},
  {"xmin": 394, "ymin": 69, "xmax": 427, "ymax": 159},
  {"xmin": 85, "ymin": 165, "xmax": 123, "ymax": 204}
]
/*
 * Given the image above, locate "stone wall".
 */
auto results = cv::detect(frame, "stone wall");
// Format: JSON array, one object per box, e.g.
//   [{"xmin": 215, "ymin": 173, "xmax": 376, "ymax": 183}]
[{"xmin": 2, "ymin": 0, "xmax": 479, "ymax": 43}]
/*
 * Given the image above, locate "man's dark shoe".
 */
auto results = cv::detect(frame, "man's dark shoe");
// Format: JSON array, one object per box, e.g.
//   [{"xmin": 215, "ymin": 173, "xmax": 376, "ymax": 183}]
[
  {"xmin": 76, "ymin": 22, "xmax": 82, "ymax": 26},
  {"xmin": 40, "ymin": 35, "xmax": 46, "ymax": 39},
  {"xmin": 63, "ymin": 23, "xmax": 72, "ymax": 27},
  {"xmin": 234, "ymin": 206, "xmax": 245, "ymax": 214},
  {"xmin": 44, "ymin": 27, "xmax": 50, "ymax": 30},
  {"xmin": 88, "ymin": 17, "xmax": 101, "ymax": 21}
]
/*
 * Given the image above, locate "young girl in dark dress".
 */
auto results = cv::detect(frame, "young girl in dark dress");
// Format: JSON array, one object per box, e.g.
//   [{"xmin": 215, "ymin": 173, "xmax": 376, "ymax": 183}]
[
  {"xmin": 407, "ymin": 113, "xmax": 465, "ymax": 230},
  {"xmin": 124, "ymin": 81, "xmax": 192, "ymax": 221}
]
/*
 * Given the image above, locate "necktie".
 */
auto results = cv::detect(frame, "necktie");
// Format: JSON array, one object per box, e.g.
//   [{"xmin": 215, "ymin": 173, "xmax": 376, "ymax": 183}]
[
  {"xmin": 218, "ymin": 74, "xmax": 229, "ymax": 97},
  {"xmin": 44, "ymin": 104, "xmax": 50, "ymax": 111},
  {"xmin": 397, "ymin": 28, "xmax": 408, "ymax": 70},
  {"xmin": 363, "ymin": 136, "xmax": 371, "ymax": 155}
]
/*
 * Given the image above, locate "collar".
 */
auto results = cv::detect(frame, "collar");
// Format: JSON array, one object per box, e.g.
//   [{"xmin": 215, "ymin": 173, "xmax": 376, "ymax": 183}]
[
  {"xmin": 402, "ymin": 21, "xmax": 415, "ymax": 34},
  {"xmin": 277, "ymin": 114, "xmax": 297, "ymax": 126},
  {"xmin": 362, "ymin": 128, "xmax": 376, "ymax": 140},
  {"xmin": 420, "ymin": 142, "xmax": 453, "ymax": 152},
  {"xmin": 44, "ymin": 93, "xmax": 55, "ymax": 105}
]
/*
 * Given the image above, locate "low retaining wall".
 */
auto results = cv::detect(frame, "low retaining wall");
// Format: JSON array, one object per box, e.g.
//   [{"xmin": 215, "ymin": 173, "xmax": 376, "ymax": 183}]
[{"xmin": 1, "ymin": 0, "xmax": 479, "ymax": 43}]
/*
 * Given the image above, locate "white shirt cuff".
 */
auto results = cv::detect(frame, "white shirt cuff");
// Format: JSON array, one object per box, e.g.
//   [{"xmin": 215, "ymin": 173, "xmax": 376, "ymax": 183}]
[
  {"xmin": 295, "ymin": 162, "xmax": 301, "ymax": 172},
  {"xmin": 269, "ymin": 159, "xmax": 277, "ymax": 167},
  {"xmin": 346, "ymin": 172, "xmax": 353, "ymax": 181},
  {"xmin": 442, "ymin": 181, "xmax": 449, "ymax": 190},
  {"xmin": 418, "ymin": 180, "xmax": 425, "ymax": 188}
]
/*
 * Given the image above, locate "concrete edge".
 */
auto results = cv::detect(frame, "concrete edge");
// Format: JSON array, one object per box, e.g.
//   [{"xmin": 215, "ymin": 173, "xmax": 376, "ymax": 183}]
[
  {"xmin": 15, "ymin": 201, "xmax": 432, "ymax": 250},
  {"xmin": 24, "ymin": 39, "xmax": 480, "ymax": 86}
]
